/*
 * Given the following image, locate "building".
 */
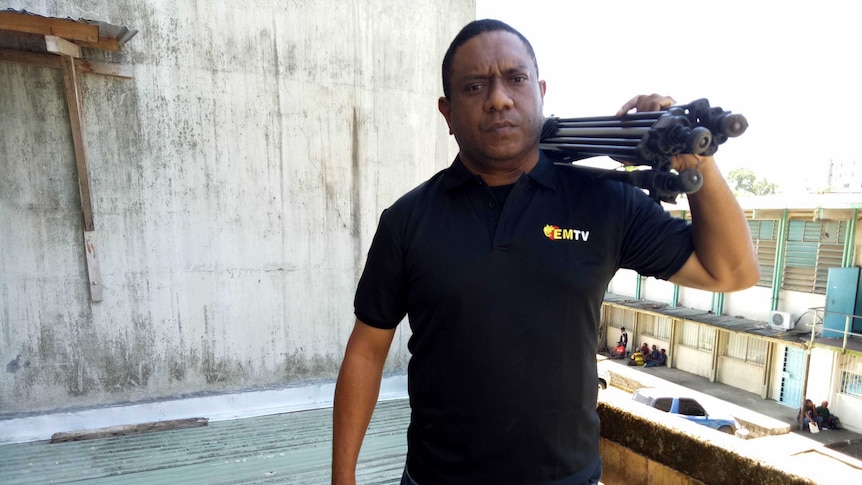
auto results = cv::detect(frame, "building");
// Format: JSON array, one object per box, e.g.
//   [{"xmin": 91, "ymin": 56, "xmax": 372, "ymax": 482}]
[
  {"xmin": 602, "ymin": 192, "xmax": 862, "ymax": 432},
  {"xmin": 829, "ymin": 158, "xmax": 862, "ymax": 193}
]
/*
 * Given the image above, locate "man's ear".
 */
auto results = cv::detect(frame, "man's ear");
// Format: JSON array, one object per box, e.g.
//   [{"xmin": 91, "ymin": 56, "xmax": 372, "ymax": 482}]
[{"xmin": 438, "ymin": 96, "xmax": 453, "ymax": 135}]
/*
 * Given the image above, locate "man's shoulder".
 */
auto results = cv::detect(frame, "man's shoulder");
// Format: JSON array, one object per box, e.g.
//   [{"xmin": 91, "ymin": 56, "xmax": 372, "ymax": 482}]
[
  {"xmin": 388, "ymin": 167, "xmax": 449, "ymax": 209},
  {"xmin": 548, "ymin": 162, "xmax": 634, "ymax": 199}
]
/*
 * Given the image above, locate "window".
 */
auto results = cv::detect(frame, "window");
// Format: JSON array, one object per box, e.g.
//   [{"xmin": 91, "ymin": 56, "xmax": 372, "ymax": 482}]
[
  {"xmin": 680, "ymin": 321, "xmax": 714, "ymax": 352},
  {"xmin": 782, "ymin": 220, "xmax": 846, "ymax": 293},
  {"xmin": 640, "ymin": 314, "xmax": 670, "ymax": 339},
  {"xmin": 678, "ymin": 399, "xmax": 706, "ymax": 417},
  {"xmin": 654, "ymin": 398, "xmax": 673, "ymax": 412},
  {"xmin": 748, "ymin": 219, "xmax": 778, "ymax": 287},
  {"xmin": 725, "ymin": 332, "xmax": 767, "ymax": 365},
  {"xmin": 651, "ymin": 316, "xmax": 671, "ymax": 340},
  {"xmin": 603, "ymin": 305, "xmax": 635, "ymax": 330},
  {"xmin": 840, "ymin": 371, "xmax": 862, "ymax": 398}
]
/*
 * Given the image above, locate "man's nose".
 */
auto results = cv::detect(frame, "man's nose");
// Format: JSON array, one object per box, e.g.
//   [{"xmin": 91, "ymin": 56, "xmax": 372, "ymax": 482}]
[{"xmin": 484, "ymin": 79, "xmax": 513, "ymax": 112}]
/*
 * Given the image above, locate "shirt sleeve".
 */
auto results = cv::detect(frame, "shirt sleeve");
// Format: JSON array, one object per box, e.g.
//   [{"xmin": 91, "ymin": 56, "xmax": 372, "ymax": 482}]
[
  {"xmin": 353, "ymin": 209, "xmax": 408, "ymax": 329},
  {"xmin": 618, "ymin": 186, "xmax": 694, "ymax": 281}
]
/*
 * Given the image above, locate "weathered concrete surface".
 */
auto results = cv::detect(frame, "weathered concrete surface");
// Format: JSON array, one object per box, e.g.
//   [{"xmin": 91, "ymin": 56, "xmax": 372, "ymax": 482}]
[
  {"xmin": 598, "ymin": 401, "xmax": 817, "ymax": 485},
  {"xmin": 0, "ymin": 0, "xmax": 473, "ymax": 413}
]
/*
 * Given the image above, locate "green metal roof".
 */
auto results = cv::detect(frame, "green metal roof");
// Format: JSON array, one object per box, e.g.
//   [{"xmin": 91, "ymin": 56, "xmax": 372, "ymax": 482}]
[{"xmin": 0, "ymin": 399, "xmax": 409, "ymax": 484}]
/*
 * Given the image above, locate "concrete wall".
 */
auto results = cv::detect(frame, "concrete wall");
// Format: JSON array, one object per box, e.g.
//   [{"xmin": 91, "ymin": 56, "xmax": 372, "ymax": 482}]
[{"xmin": 0, "ymin": 0, "xmax": 473, "ymax": 413}]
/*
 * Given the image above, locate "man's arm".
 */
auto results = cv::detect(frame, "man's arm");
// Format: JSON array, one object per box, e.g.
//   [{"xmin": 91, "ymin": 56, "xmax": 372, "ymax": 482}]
[
  {"xmin": 668, "ymin": 154, "xmax": 760, "ymax": 292},
  {"xmin": 618, "ymin": 94, "xmax": 759, "ymax": 292},
  {"xmin": 332, "ymin": 319, "xmax": 397, "ymax": 485}
]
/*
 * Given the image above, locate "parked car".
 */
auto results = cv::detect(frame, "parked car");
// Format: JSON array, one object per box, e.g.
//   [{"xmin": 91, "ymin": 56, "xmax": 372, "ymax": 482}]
[
  {"xmin": 598, "ymin": 366, "xmax": 611, "ymax": 390},
  {"xmin": 631, "ymin": 387, "xmax": 739, "ymax": 434},
  {"xmin": 596, "ymin": 354, "xmax": 611, "ymax": 390}
]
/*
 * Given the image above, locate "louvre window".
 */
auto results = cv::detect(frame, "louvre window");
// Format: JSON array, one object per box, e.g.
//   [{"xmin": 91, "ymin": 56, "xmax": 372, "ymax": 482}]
[
  {"xmin": 725, "ymin": 332, "xmax": 767, "ymax": 365},
  {"xmin": 781, "ymin": 220, "xmax": 846, "ymax": 293},
  {"xmin": 680, "ymin": 321, "xmax": 714, "ymax": 351},
  {"xmin": 748, "ymin": 219, "xmax": 778, "ymax": 287}
]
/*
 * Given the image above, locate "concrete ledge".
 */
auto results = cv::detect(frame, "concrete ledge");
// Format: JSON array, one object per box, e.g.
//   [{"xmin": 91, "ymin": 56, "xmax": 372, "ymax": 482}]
[
  {"xmin": 0, "ymin": 373, "xmax": 408, "ymax": 445},
  {"xmin": 598, "ymin": 400, "xmax": 816, "ymax": 485}
]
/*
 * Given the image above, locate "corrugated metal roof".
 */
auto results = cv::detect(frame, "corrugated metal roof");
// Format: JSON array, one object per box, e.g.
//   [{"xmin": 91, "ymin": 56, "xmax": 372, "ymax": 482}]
[
  {"xmin": 0, "ymin": 399, "xmax": 409, "ymax": 484},
  {"xmin": 2, "ymin": 8, "xmax": 138, "ymax": 46}
]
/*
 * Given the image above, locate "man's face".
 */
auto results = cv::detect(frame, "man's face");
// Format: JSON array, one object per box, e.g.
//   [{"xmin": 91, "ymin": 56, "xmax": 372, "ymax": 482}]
[{"xmin": 438, "ymin": 31, "xmax": 546, "ymax": 174}]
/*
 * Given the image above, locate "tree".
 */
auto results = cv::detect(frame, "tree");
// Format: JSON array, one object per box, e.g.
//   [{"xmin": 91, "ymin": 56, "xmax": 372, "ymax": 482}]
[{"xmin": 727, "ymin": 168, "xmax": 778, "ymax": 196}]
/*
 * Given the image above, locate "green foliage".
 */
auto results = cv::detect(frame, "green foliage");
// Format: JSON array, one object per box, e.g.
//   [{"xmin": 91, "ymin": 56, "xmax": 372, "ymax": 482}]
[{"xmin": 727, "ymin": 168, "xmax": 778, "ymax": 196}]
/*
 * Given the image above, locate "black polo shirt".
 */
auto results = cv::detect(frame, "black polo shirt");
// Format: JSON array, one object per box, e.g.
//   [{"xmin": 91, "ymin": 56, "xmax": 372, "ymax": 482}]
[{"xmin": 354, "ymin": 153, "xmax": 693, "ymax": 484}]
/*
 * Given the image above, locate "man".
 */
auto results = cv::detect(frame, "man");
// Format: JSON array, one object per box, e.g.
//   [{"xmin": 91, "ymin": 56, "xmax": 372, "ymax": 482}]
[
  {"xmin": 645, "ymin": 348, "xmax": 668, "ymax": 367},
  {"xmin": 816, "ymin": 400, "xmax": 841, "ymax": 429},
  {"xmin": 612, "ymin": 327, "xmax": 627, "ymax": 359},
  {"xmin": 332, "ymin": 19, "xmax": 758, "ymax": 485},
  {"xmin": 647, "ymin": 344, "xmax": 660, "ymax": 362}
]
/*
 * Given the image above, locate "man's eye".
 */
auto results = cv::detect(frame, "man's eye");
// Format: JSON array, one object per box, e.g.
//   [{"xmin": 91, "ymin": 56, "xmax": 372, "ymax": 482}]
[
  {"xmin": 512, "ymin": 76, "xmax": 527, "ymax": 83},
  {"xmin": 466, "ymin": 84, "xmax": 484, "ymax": 92}
]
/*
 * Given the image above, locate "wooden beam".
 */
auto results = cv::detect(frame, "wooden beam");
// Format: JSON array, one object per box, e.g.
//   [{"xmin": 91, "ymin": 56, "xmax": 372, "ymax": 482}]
[
  {"xmin": 83, "ymin": 231, "xmax": 104, "ymax": 302},
  {"xmin": 75, "ymin": 37, "xmax": 121, "ymax": 52},
  {"xmin": 45, "ymin": 34, "xmax": 81, "ymax": 58},
  {"xmin": 50, "ymin": 418, "xmax": 209, "ymax": 443},
  {"xmin": 0, "ymin": 48, "xmax": 133, "ymax": 78},
  {"xmin": 75, "ymin": 57, "xmax": 133, "ymax": 78},
  {"xmin": 60, "ymin": 53, "xmax": 105, "ymax": 302},
  {"xmin": 60, "ymin": 55, "xmax": 95, "ymax": 232},
  {"xmin": 0, "ymin": 47, "xmax": 61, "ymax": 69},
  {"xmin": 0, "ymin": 11, "xmax": 99, "ymax": 43}
]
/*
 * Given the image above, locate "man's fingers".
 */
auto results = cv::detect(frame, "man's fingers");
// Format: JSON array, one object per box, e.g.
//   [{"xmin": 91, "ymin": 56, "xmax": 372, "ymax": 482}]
[
  {"xmin": 615, "ymin": 95, "xmax": 642, "ymax": 116},
  {"xmin": 616, "ymin": 94, "xmax": 677, "ymax": 116}
]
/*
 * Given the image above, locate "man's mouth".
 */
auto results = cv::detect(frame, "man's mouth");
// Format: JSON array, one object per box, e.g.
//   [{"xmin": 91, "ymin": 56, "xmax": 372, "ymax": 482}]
[{"xmin": 485, "ymin": 120, "xmax": 517, "ymax": 134}]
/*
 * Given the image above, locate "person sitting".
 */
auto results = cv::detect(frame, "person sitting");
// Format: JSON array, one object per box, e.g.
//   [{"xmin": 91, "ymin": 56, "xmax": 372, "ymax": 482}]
[
  {"xmin": 638, "ymin": 342, "xmax": 650, "ymax": 356},
  {"xmin": 647, "ymin": 344, "xmax": 660, "ymax": 363},
  {"xmin": 627, "ymin": 351, "xmax": 645, "ymax": 366},
  {"xmin": 610, "ymin": 342, "xmax": 627, "ymax": 359},
  {"xmin": 816, "ymin": 400, "xmax": 841, "ymax": 430},
  {"xmin": 799, "ymin": 398, "xmax": 823, "ymax": 431},
  {"xmin": 645, "ymin": 348, "xmax": 667, "ymax": 367}
]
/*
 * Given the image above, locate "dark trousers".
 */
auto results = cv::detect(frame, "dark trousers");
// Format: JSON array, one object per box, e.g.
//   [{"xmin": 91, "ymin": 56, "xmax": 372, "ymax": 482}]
[{"xmin": 399, "ymin": 464, "xmax": 602, "ymax": 485}]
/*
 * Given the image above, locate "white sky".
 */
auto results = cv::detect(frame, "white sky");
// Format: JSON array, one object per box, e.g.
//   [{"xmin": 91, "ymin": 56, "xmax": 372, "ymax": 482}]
[{"xmin": 476, "ymin": 0, "xmax": 859, "ymax": 193}]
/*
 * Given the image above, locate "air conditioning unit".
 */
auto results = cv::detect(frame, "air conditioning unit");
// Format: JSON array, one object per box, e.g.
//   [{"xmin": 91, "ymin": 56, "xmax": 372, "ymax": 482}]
[{"xmin": 768, "ymin": 311, "xmax": 794, "ymax": 330}]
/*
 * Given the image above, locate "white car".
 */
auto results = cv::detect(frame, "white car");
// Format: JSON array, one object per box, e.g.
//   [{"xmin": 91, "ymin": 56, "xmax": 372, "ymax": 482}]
[
  {"xmin": 596, "ymin": 355, "xmax": 611, "ymax": 390},
  {"xmin": 598, "ymin": 366, "xmax": 611, "ymax": 390}
]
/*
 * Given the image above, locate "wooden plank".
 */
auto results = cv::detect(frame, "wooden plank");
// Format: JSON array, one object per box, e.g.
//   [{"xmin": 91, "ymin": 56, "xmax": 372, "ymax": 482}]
[
  {"xmin": 75, "ymin": 36, "xmax": 120, "ymax": 52},
  {"xmin": 0, "ymin": 47, "xmax": 62, "ymax": 69},
  {"xmin": 0, "ymin": 11, "xmax": 99, "ymax": 42},
  {"xmin": 83, "ymin": 231, "xmax": 104, "ymax": 302},
  {"xmin": 0, "ymin": 48, "xmax": 133, "ymax": 78},
  {"xmin": 45, "ymin": 34, "xmax": 81, "ymax": 58},
  {"xmin": 75, "ymin": 57, "xmax": 133, "ymax": 78},
  {"xmin": 50, "ymin": 418, "xmax": 209, "ymax": 443},
  {"xmin": 60, "ymin": 54, "xmax": 95, "ymax": 232}
]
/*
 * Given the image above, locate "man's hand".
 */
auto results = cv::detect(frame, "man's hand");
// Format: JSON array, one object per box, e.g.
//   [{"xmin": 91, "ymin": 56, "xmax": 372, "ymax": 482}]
[
  {"xmin": 616, "ymin": 93, "xmax": 676, "ymax": 116},
  {"xmin": 614, "ymin": 94, "xmax": 759, "ymax": 292},
  {"xmin": 617, "ymin": 95, "xmax": 712, "ymax": 174}
]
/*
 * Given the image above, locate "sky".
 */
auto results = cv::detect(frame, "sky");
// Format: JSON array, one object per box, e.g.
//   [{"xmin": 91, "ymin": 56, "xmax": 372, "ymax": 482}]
[{"xmin": 476, "ymin": 0, "xmax": 859, "ymax": 193}]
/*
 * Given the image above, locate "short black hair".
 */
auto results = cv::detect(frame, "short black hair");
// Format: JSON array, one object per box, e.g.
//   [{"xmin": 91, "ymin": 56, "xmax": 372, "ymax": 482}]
[{"xmin": 441, "ymin": 19, "xmax": 538, "ymax": 99}]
